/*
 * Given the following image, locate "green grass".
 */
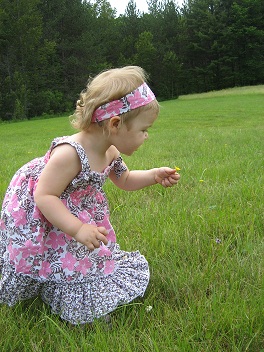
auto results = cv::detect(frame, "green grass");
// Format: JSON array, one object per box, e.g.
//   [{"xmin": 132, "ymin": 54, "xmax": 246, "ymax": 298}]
[{"xmin": 0, "ymin": 86, "xmax": 263, "ymax": 351}]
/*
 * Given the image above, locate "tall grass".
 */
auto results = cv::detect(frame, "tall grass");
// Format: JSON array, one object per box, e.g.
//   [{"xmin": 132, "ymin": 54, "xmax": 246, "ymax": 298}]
[{"xmin": 0, "ymin": 86, "xmax": 263, "ymax": 351}]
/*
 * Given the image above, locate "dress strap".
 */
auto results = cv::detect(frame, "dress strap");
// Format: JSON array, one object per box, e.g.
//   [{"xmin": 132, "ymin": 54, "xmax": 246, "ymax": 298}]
[{"xmin": 50, "ymin": 137, "xmax": 91, "ymax": 177}]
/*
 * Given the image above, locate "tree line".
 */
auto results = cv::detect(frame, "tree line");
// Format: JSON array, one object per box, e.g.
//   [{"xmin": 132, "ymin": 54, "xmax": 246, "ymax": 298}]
[{"xmin": 0, "ymin": 0, "xmax": 263, "ymax": 121}]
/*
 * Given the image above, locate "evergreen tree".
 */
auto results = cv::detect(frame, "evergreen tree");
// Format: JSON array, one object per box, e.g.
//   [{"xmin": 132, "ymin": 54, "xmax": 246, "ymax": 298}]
[
  {"xmin": 0, "ymin": 0, "xmax": 263, "ymax": 120},
  {"xmin": 0, "ymin": 0, "xmax": 56, "ymax": 119}
]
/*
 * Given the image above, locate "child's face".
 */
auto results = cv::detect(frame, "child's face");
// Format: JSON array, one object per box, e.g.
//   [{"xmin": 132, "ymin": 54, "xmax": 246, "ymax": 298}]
[{"xmin": 114, "ymin": 110, "xmax": 158, "ymax": 156}]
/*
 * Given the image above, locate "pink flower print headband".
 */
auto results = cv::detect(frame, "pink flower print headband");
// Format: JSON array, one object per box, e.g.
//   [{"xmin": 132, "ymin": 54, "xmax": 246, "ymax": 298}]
[{"xmin": 91, "ymin": 82, "xmax": 156, "ymax": 123}]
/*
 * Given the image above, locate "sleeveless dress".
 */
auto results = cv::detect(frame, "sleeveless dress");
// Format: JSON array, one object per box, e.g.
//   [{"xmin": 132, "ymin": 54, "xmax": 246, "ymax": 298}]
[{"xmin": 0, "ymin": 136, "xmax": 149, "ymax": 324}]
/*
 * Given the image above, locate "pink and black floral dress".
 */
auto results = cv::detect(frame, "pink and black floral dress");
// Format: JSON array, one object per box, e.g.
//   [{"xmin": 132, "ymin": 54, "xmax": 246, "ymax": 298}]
[{"xmin": 0, "ymin": 137, "xmax": 149, "ymax": 324}]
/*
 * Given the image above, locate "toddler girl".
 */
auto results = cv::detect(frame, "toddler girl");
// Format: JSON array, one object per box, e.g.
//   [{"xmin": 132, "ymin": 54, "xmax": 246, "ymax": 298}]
[{"xmin": 0, "ymin": 66, "xmax": 180, "ymax": 325}]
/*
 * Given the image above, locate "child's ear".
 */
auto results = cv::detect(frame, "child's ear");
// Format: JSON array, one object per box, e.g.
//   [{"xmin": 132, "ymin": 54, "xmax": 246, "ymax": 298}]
[{"xmin": 109, "ymin": 116, "xmax": 121, "ymax": 130}]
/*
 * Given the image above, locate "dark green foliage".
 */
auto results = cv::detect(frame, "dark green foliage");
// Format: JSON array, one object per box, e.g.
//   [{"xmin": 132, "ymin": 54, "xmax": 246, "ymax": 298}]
[{"xmin": 0, "ymin": 0, "xmax": 263, "ymax": 120}]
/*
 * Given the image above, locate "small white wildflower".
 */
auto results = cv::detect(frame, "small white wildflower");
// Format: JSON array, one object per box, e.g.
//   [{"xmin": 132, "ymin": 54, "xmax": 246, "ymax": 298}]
[{"xmin": 145, "ymin": 305, "xmax": 153, "ymax": 312}]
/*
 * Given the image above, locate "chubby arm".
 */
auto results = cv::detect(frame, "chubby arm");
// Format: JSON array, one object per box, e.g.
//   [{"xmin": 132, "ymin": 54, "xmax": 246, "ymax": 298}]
[
  {"xmin": 34, "ymin": 144, "xmax": 108, "ymax": 250},
  {"xmin": 109, "ymin": 157, "xmax": 180, "ymax": 191}
]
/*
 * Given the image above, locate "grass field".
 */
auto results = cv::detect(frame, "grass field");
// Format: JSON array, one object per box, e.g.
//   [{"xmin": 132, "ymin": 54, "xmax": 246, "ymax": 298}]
[{"xmin": 0, "ymin": 86, "xmax": 263, "ymax": 351}]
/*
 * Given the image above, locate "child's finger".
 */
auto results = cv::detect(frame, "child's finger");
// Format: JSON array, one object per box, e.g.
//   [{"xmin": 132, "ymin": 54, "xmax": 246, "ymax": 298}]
[
  {"xmin": 167, "ymin": 167, "xmax": 178, "ymax": 174},
  {"xmin": 98, "ymin": 236, "xmax": 108, "ymax": 245},
  {"xmin": 170, "ymin": 168, "xmax": 180, "ymax": 175},
  {"xmin": 168, "ymin": 174, "xmax": 180, "ymax": 183},
  {"xmin": 162, "ymin": 178, "xmax": 173, "ymax": 188},
  {"xmin": 97, "ymin": 228, "xmax": 109, "ymax": 245},
  {"xmin": 97, "ymin": 226, "xmax": 108, "ymax": 236},
  {"xmin": 171, "ymin": 178, "xmax": 180, "ymax": 185}
]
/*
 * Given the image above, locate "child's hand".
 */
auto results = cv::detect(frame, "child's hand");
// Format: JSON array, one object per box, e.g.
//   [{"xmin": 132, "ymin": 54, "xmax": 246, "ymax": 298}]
[
  {"xmin": 154, "ymin": 167, "xmax": 180, "ymax": 188},
  {"xmin": 74, "ymin": 224, "xmax": 108, "ymax": 250}
]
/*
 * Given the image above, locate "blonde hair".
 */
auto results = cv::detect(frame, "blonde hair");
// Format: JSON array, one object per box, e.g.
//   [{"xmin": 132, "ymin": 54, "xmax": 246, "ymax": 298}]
[{"xmin": 71, "ymin": 66, "xmax": 159, "ymax": 131}]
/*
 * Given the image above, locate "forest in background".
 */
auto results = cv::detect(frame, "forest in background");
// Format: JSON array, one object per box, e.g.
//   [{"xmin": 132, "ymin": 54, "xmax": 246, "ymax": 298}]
[{"xmin": 0, "ymin": 0, "xmax": 263, "ymax": 120}]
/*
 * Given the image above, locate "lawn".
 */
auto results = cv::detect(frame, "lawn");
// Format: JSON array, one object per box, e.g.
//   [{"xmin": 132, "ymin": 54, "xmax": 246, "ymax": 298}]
[{"xmin": 0, "ymin": 86, "xmax": 263, "ymax": 351}]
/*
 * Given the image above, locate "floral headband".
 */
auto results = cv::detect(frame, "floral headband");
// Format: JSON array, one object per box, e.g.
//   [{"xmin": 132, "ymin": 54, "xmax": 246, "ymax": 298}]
[{"xmin": 91, "ymin": 82, "xmax": 156, "ymax": 123}]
